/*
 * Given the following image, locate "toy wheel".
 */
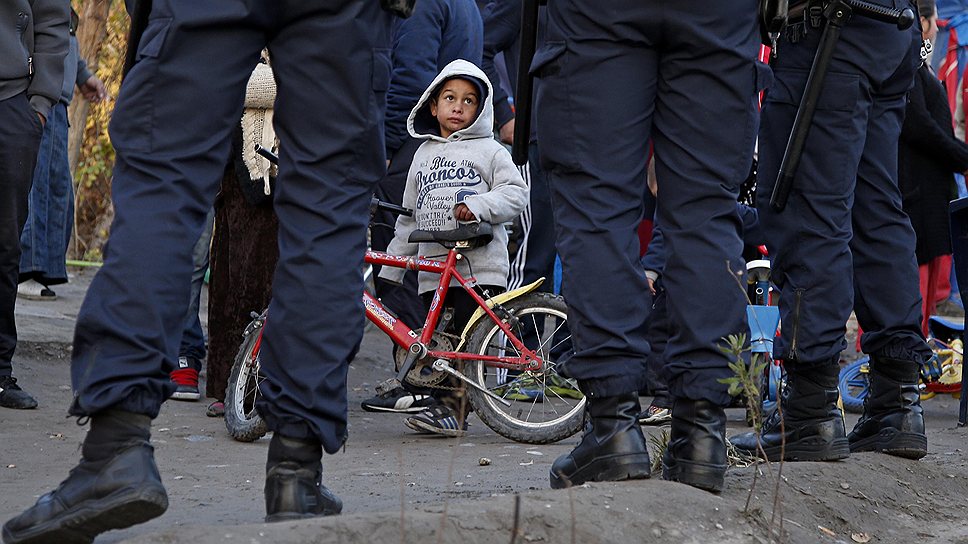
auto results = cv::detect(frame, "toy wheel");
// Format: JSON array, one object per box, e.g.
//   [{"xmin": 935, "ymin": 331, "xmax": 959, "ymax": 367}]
[{"xmin": 838, "ymin": 356, "xmax": 869, "ymax": 414}]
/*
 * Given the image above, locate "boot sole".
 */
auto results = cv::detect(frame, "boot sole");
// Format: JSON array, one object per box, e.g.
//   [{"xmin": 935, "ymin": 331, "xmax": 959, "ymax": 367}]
[
  {"xmin": 265, "ymin": 502, "xmax": 342, "ymax": 523},
  {"xmin": 549, "ymin": 453, "xmax": 652, "ymax": 489},
  {"xmin": 2, "ymin": 485, "xmax": 168, "ymax": 544},
  {"xmin": 849, "ymin": 429, "xmax": 927, "ymax": 460},
  {"xmin": 757, "ymin": 436, "xmax": 851, "ymax": 463},
  {"xmin": 170, "ymin": 391, "xmax": 201, "ymax": 401},
  {"xmin": 662, "ymin": 460, "xmax": 726, "ymax": 494}
]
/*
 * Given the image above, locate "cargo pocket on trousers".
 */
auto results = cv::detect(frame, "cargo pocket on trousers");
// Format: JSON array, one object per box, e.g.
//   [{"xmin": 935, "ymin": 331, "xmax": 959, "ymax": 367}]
[
  {"xmin": 110, "ymin": 17, "xmax": 173, "ymax": 153},
  {"xmin": 136, "ymin": 17, "xmax": 173, "ymax": 61},
  {"xmin": 764, "ymin": 68, "xmax": 860, "ymax": 198},
  {"xmin": 531, "ymin": 41, "xmax": 577, "ymax": 171}
]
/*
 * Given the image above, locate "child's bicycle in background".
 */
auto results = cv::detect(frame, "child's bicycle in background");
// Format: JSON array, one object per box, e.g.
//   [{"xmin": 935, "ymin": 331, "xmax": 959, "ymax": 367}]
[
  {"xmin": 839, "ymin": 315, "xmax": 964, "ymax": 412},
  {"xmin": 746, "ymin": 253, "xmax": 783, "ymax": 422},
  {"xmin": 223, "ymin": 196, "xmax": 585, "ymax": 445}
]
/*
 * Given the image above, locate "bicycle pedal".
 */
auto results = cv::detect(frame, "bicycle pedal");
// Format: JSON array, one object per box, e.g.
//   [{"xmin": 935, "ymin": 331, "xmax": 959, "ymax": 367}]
[{"xmin": 376, "ymin": 378, "xmax": 402, "ymax": 396}]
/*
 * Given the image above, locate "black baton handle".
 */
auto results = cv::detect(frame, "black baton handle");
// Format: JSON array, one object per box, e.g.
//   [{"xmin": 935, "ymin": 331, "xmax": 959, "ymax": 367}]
[
  {"xmin": 512, "ymin": 0, "xmax": 540, "ymax": 166},
  {"xmin": 844, "ymin": 0, "xmax": 915, "ymax": 29}
]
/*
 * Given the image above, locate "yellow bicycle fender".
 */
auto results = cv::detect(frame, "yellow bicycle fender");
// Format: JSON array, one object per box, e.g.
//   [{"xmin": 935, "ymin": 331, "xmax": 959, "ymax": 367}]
[{"xmin": 455, "ymin": 278, "xmax": 546, "ymax": 350}]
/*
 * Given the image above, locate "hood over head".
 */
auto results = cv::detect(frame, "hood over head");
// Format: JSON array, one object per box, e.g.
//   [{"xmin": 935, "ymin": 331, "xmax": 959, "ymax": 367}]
[{"xmin": 408, "ymin": 59, "xmax": 493, "ymax": 142}]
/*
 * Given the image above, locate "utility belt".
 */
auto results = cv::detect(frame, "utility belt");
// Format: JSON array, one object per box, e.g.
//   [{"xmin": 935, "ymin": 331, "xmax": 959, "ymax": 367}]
[{"xmin": 761, "ymin": 0, "xmax": 917, "ymax": 46}]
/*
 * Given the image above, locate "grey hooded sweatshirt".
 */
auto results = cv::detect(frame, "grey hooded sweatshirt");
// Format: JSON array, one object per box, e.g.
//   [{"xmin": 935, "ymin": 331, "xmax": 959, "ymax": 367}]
[
  {"xmin": 0, "ymin": 0, "xmax": 70, "ymax": 118},
  {"xmin": 380, "ymin": 59, "xmax": 528, "ymax": 294}
]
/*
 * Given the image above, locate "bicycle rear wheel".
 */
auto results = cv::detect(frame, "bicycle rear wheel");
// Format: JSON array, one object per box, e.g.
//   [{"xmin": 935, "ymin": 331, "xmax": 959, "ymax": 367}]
[
  {"xmin": 463, "ymin": 292, "xmax": 585, "ymax": 444},
  {"xmin": 225, "ymin": 312, "xmax": 270, "ymax": 442}
]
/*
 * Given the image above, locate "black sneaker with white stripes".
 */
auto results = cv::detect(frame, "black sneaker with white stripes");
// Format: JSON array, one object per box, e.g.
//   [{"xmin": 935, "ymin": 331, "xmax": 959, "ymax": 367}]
[
  {"xmin": 404, "ymin": 404, "xmax": 468, "ymax": 437},
  {"xmin": 361, "ymin": 387, "xmax": 434, "ymax": 413}
]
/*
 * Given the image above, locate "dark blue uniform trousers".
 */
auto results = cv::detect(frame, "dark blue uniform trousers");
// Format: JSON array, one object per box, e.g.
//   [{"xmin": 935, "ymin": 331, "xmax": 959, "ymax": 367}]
[
  {"xmin": 534, "ymin": 0, "xmax": 765, "ymax": 404},
  {"xmin": 756, "ymin": 6, "xmax": 932, "ymax": 368},
  {"xmin": 68, "ymin": 0, "xmax": 391, "ymax": 454}
]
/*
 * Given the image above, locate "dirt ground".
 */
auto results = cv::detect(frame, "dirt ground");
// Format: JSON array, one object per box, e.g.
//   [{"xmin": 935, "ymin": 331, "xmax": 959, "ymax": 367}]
[{"xmin": 3, "ymin": 269, "xmax": 968, "ymax": 543}]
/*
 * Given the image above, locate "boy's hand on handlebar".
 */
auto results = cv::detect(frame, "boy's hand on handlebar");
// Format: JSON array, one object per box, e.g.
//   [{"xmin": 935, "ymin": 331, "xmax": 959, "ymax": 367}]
[{"xmin": 454, "ymin": 203, "xmax": 477, "ymax": 222}]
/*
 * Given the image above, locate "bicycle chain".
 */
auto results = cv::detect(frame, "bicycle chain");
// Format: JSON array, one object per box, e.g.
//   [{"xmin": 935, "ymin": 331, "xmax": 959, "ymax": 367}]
[{"xmin": 395, "ymin": 329, "xmax": 463, "ymax": 389}]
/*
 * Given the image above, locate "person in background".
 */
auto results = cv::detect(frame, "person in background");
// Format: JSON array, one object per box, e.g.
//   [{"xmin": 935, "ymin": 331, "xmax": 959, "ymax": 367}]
[
  {"xmin": 18, "ymin": 6, "xmax": 108, "ymax": 302},
  {"xmin": 0, "ymin": 0, "xmax": 70, "ymax": 410},
  {"xmin": 898, "ymin": 0, "xmax": 968, "ymax": 334},
  {"xmin": 363, "ymin": 0, "xmax": 483, "ymax": 414},
  {"xmin": 380, "ymin": 60, "xmax": 528, "ymax": 436}
]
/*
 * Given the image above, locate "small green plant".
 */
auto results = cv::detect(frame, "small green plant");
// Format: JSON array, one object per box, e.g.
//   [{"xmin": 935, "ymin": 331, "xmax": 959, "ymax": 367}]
[{"xmin": 718, "ymin": 333, "xmax": 785, "ymax": 542}]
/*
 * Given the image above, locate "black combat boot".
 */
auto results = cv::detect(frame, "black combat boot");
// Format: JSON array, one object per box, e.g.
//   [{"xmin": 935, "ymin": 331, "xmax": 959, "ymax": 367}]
[
  {"xmin": 549, "ymin": 392, "xmax": 652, "ymax": 489},
  {"xmin": 662, "ymin": 399, "xmax": 728, "ymax": 493},
  {"xmin": 848, "ymin": 355, "xmax": 927, "ymax": 459},
  {"xmin": 730, "ymin": 362, "xmax": 849, "ymax": 462},
  {"xmin": 2, "ymin": 410, "xmax": 168, "ymax": 544},
  {"xmin": 265, "ymin": 434, "xmax": 342, "ymax": 522}
]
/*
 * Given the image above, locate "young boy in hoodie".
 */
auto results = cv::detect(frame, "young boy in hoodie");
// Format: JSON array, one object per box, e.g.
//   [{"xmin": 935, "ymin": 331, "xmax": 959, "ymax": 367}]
[{"xmin": 380, "ymin": 59, "xmax": 528, "ymax": 437}]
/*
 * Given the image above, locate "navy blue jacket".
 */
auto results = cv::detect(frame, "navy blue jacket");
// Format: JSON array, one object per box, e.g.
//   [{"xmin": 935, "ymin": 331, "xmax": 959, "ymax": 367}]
[
  {"xmin": 643, "ymin": 203, "xmax": 764, "ymax": 275},
  {"xmin": 385, "ymin": 0, "xmax": 483, "ymax": 156}
]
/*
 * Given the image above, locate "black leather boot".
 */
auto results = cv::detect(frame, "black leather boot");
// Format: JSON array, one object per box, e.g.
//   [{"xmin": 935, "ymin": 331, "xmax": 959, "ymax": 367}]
[
  {"xmin": 661, "ymin": 399, "xmax": 728, "ymax": 493},
  {"xmin": 265, "ymin": 434, "xmax": 342, "ymax": 522},
  {"xmin": 549, "ymin": 393, "xmax": 651, "ymax": 489},
  {"xmin": 2, "ymin": 410, "xmax": 168, "ymax": 544},
  {"xmin": 730, "ymin": 363, "xmax": 849, "ymax": 462},
  {"xmin": 848, "ymin": 355, "xmax": 927, "ymax": 459}
]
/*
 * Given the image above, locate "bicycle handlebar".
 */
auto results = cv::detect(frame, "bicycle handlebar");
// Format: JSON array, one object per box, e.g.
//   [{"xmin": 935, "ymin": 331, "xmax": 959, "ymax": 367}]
[
  {"xmin": 254, "ymin": 144, "xmax": 278, "ymax": 164},
  {"xmin": 253, "ymin": 145, "xmax": 413, "ymax": 217},
  {"xmin": 371, "ymin": 197, "xmax": 413, "ymax": 217}
]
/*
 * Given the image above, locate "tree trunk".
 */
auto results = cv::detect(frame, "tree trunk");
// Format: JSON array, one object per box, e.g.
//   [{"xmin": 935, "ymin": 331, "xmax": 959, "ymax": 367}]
[{"xmin": 67, "ymin": 0, "xmax": 113, "ymax": 175}]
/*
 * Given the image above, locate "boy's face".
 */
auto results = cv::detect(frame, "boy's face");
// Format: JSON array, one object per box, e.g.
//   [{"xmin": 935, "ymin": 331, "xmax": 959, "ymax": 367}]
[{"xmin": 430, "ymin": 78, "xmax": 479, "ymax": 138}]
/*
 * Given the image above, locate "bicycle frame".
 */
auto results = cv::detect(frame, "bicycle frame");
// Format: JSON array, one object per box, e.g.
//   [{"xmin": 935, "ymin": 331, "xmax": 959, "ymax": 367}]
[{"xmin": 363, "ymin": 247, "xmax": 542, "ymax": 372}]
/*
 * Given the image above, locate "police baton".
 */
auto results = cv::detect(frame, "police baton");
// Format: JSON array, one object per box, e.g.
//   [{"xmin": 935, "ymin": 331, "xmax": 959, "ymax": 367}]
[
  {"xmin": 512, "ymin": 0, "xmax": 540, "ymax": 166},
  {"xmin": 770, "ymin": 0, "xmax": 915, "ymax": 212}
]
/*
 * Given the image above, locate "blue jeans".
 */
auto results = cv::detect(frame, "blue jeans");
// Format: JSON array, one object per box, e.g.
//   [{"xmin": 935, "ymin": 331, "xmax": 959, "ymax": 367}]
[
  {"xmin": 19, "ymin": 102, "xmax": 72, "ymax": 286},
  {"xmin": 178, "ymin": 208, "xmax": 214, "ymax": 361}
]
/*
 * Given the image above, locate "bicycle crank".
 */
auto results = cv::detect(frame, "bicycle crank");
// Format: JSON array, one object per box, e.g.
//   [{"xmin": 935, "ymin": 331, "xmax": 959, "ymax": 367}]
[{"xmin": 431, "ymin": 359, "xmax": 512, "ymax": 407}]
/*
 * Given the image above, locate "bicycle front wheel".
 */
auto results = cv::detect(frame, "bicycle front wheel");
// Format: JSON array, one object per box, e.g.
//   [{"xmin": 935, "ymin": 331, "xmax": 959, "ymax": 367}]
[
  {"xmin": 464, "ymin": 292, "xmax": 585, "ymax": 444},
  {"xmin": 224, "ymin": 314, "xmax": 270, "ymax": 442}
]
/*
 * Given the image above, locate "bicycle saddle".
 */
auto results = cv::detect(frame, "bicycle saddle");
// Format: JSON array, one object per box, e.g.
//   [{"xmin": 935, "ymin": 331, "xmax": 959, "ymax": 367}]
[{"xmin": 408, "ymin": 222, "xmax": 494, "ymax": 249}]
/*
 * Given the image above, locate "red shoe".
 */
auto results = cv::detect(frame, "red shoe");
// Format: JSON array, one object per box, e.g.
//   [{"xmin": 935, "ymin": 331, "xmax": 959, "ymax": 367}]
[{"xmin": 170, "ymin": 357, "xmax": 201, "ymax": 401}]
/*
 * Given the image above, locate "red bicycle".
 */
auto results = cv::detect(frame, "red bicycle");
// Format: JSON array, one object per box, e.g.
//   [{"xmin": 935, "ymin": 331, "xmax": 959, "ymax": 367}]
[{"xmin": 224, "ymin": 198, "xmax": 584, "ymax": 444}]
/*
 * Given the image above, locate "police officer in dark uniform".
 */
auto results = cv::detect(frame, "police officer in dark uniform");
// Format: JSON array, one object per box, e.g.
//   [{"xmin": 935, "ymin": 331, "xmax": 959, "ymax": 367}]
[
  {"xmin": 731, "ymin": 1, "xmax": 930, "ymax": 462},
  {"xmin": 534, "ymin": 0, "xmax": 768, "ymax": 493},
  {"xmin": 2, "ymin": 1, "xmax": 394, "ymax": 542}
]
